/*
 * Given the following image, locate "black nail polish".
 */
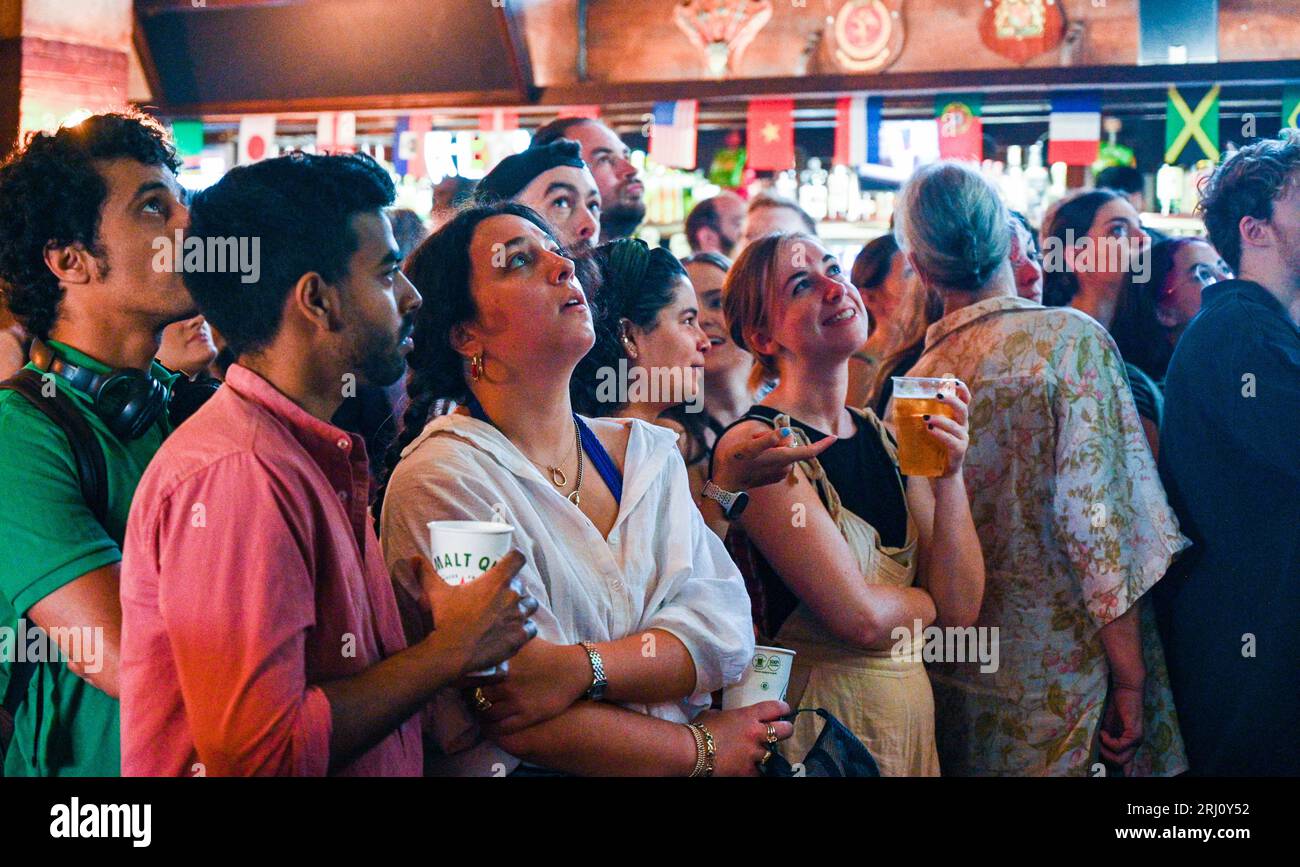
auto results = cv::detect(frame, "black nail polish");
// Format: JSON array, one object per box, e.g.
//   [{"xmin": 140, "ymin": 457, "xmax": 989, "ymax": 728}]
[
  {"xmin": 923, "ymin": 414, "xmax": 931, "ymax": 421},
  {"xmin": 935, "ymin": 392, "xmax": 944, "ymax": 399},
  {"xmin": 927, "ymin": 424, "xmax": 934, "ymax": 430}
]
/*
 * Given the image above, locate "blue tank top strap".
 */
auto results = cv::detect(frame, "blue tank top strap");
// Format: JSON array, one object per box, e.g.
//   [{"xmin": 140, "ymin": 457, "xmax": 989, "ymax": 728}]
[
  {"xmin": 467, "ymin": 391, "xmax": 622, "ymax": 504},
  {"xmin": 575, "ymin": 416, "xmax": 622, "ymax": 505}
]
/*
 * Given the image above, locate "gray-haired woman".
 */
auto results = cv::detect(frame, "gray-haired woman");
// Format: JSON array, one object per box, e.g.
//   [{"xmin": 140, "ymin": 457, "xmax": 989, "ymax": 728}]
[{"xmin": 891, "ymin": 161, "xmax": 1190, "ymax": 776}]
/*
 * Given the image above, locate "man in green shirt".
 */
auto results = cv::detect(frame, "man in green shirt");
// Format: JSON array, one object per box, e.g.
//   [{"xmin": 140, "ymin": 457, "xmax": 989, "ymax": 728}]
[{"xmin": 0, "ymin": 111, "xmax": 193, "ymax": 775}]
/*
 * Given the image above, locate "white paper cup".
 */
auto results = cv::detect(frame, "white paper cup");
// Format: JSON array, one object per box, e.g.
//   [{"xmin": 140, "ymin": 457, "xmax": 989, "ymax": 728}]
[
  {"xmin": 427, "ymin": 520, "xmax": 515, "ymax": 676},
  {"xmin": 721, "ymin": 645, "xmax": 796, "ymax": 710},
  {"xmin": 427, "ymin": 520, "xmax": 514, "ymax": 586}
]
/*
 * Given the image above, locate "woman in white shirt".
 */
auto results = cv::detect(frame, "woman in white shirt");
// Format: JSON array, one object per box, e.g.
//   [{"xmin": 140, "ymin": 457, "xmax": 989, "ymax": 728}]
[{"xmin": 378, "ymin": 201, "xmax": 792, "ymax": 776}]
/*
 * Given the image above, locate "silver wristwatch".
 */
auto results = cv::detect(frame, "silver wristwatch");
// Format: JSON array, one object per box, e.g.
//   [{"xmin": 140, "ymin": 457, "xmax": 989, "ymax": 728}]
[
  {"xmin": 702, "ymin": 480, "xmax": 750, "ymax": 520},
  {"xmin": 579, "ymin": 640, "xmax": 607, "ymax": 701}
]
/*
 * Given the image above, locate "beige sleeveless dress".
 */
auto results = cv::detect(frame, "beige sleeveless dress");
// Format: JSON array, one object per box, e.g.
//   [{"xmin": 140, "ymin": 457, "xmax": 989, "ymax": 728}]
[{"xmin": 756, "ymin": 407, "xmax": 940, "ymax": 777}]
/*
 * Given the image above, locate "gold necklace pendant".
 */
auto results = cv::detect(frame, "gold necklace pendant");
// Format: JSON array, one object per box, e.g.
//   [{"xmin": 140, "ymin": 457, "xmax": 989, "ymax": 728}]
[
  {"xmin": 547, "ymin": 465, "xmax": 568, "ymax": 487},
  {"xmin": 568, "ymin": 490, "xmax": 581, "ymax": 506}
]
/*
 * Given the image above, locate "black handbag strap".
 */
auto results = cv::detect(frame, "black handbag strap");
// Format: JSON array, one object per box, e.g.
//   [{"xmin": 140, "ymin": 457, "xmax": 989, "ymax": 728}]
[
  {"xmin": 0, "ymin": 368, "xmax": 109, "ymax": 726},
  {"xmin": 0, "ymin": 368, "xmax": 108, "ymax": 525}
]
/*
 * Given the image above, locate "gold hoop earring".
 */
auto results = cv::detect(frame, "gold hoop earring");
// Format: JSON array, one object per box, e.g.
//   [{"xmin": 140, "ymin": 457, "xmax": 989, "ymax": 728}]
[{"xmin": 470, "ymin": 353, "xmax": 484, "ymax": 382}]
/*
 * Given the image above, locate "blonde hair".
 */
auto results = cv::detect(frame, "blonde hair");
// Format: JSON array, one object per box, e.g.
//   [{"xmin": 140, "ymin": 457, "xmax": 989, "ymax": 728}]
[{"xmin": 722, "ymin": 232, "xmax": 818, "ymax": 381}]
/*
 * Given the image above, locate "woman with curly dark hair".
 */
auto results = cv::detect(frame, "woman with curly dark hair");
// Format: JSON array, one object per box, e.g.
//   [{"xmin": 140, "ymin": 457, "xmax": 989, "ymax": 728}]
[{"xmin": 377, "ymin": 201, "xmax": 794, "ymax": 777}]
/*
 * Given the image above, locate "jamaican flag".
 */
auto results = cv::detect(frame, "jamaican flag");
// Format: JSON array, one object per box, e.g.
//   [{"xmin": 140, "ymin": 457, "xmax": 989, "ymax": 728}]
[{"xmin": 1165, "ymin": 85, "xmax": 1220, "ymax": 165}]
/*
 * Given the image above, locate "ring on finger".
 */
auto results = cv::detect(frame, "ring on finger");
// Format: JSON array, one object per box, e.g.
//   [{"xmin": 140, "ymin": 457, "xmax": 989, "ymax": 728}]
[
  {"xmin": 759, "ymin": 751, "xmax": 772, "ymax": 768},
  {"xmin": 472, "ymin": 687, "xmax": 492, "ymax": 713},
  {"xmin": 523, "ymin": 619, "xmax": 538, "ymax": 640},
  {"xmin": 765, "ymin": 723, "xmax": 779, "ymax": 744}
]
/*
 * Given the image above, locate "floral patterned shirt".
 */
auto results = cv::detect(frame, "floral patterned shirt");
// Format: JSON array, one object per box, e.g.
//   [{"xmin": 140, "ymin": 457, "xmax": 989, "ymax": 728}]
[{"xmin": 892, "ymin": 295, "xmax": 1191, "ymax": 776}]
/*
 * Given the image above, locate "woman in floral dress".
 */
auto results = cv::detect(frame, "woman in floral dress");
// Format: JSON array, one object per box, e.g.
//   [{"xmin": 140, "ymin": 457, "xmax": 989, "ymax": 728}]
[{"xmin": 890, "ymin": 162, "xmax": 1190, "ymax": 776}]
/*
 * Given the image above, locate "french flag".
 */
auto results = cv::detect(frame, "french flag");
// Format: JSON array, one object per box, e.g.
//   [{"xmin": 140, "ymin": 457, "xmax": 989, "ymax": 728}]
[
  {"xmin": 1048, "ymin": 92, "xmax": 1101, "ymax": 166},
  {"xmin": 834, "ymin": 95, "xmax": 882, "ymax": 167},
  {"xmin": 649, "ymin": 100, "xmax": 698, "ymax": 169}
]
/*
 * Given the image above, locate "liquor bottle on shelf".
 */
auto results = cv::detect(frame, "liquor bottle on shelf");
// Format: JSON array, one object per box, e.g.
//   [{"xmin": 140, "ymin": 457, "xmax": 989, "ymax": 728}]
[
  {"xmin": 1156, "ymin": 164, "xmax": 1184, "ymax": 215},
  {"xmin": 799, "ymin": 157, "xmax": 830, "ymax": 223},
  {"xmin": 827, "ymin": 164, "xmax": 854, "ymax": 222},
  {"xmin": 775, "ymin": 169, "xmax": 798, "ymax": 202},
  {"xmin": 1023, "ymin": 142, "xmax": 1050, "ymax": 226}
]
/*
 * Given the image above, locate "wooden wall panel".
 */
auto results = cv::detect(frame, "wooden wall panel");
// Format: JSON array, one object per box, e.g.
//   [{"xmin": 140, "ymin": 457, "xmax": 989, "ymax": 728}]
[
  {"xmin": 1219, "ymin": 0, "xmax": 1300, "ymax": 62},
  {"xmin": 523, "ymin": 0, "xmax": 1298, "ymax": 86}
]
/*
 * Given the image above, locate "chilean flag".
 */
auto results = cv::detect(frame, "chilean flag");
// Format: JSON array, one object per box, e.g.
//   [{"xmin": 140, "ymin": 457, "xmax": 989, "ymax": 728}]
[
  {"xmin": 833, "ymin": 95, "xmax": 883, "ymax": 167},
  {"xmin": 649, "ymin": 100, "xmax": 698, "ymax": 169},
  {"xmin": 1048, "ymin": 92, "xmax": 1102, "ymax": 166}
]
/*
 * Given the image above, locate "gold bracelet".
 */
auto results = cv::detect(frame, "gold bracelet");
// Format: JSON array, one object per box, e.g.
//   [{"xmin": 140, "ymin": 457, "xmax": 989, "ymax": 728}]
[{"xmin": 686, "ymin": 723, "xmax": 716, "ymax": 778}]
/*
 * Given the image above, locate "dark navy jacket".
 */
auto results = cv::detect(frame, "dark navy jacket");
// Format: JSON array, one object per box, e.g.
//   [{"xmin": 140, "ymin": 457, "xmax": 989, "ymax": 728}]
[{"xmin": 1156, "ymin": 279, "xmax": 1300, "ymax": 776}]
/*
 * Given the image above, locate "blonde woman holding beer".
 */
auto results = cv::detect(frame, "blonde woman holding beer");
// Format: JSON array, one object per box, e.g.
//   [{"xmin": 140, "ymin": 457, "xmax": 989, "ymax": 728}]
[
  {"xmin": 712, "ymin": 231, "xmax": 985, "ymax": 776},
  {"xmin": 378, "ymin": 201, "xmax": 795, "ymax": 776},
  {"xmin": 892, "ymin": 161, "xmax": 1189, "ymax": 777}
]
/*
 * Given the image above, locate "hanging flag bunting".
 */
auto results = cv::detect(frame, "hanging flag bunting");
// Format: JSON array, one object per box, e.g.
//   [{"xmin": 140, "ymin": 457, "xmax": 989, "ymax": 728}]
[
  {"xmin": 397, "ymin": 113, "xmax": 433, "ymax": 179},
  {"xmin": 237, "ymin": 115, "xmax": 276, "ymax": 165},
  {"xmin": 171, "ymin": 119, "xmax": 205, "ymax": 158},
  {"xmin": 747, "ymin": 99, "xmax": 795, "ymax": 172},
  {"xmin": 648, "ymin": 100, "xmax": 699, "ymax": 169},
  {"xmin": 1047, "ymin": 92, "xmax": 1101, "ymax": 166},
  {"xmin": 935, "ymin": 94, "xmax": 982, "ymax": 162},
  {"xmin": 833, "ymin": 95, "xmax": 883, "ymax": 167},
  {"xmin": 478, "ymin": 109, "xmax": 520, "ymax": 133},
  {"xmin": 1165, "ymin": 85, "xmax": 1220, "ymax": 165},
  {"xmin": 556, "ymin": 105, "xmax": 602, "ymax": 120},
  {"xmin": 316, "ymin": 112, "xmax": 357, "ymax": 154},
  {"xmin": 392, "ymin": 115, "xmax": 411, "ymax": 176},
  {"xmin": 1282, "ymin": 86, "xmax": 1300, "ymax": 131}
]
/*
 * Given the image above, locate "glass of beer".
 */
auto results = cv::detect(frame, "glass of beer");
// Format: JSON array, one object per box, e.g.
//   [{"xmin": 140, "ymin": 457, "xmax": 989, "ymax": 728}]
[{"xmin": 891, "ymin": 376, "xmax": 958, "ymax": 478}]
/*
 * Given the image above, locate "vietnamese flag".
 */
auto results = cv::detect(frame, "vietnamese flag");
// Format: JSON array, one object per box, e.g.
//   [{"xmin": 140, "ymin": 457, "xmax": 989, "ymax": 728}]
[
  {"xmin": 747, "ymin": 99, "xmax": 795, "ymax": 171},
  {"xmin": 935, "ymin": 94, "xmax": 983, "ymax": 162}
]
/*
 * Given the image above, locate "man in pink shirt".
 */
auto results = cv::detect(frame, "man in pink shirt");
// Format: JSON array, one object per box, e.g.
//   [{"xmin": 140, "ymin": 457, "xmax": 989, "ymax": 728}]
[{"xmin": 119, "ymin": 152, "xmax": 539, "ymax": 776}]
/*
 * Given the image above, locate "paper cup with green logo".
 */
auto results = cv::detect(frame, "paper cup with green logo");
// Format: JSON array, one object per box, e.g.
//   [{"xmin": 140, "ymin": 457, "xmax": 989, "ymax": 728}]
[
  {"xmin": 427, "ymin": 520, "xmax": 515, "ymax": 675},
  {"xmin": 721, "ymin": 645, "xmax": 796, "ymax": 709}
]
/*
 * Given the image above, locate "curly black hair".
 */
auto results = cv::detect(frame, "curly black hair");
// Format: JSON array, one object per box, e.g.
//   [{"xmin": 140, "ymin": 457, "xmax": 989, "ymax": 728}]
[
  {"xmin": 374, "ymin": 200, "xmax": 557, "ymax": 523},
  {"xmin": 0, "ymin": 110, "xmax": 180, "ymax": 340},
  {"xmin": 184, "ymin": 151, "xmax": 395, "ymax": 357}
]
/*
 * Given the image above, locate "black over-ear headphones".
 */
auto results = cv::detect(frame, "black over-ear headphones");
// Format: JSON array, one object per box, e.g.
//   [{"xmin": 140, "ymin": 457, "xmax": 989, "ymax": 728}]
[{"xmin": 29, "ymin": 337, "xmax": 170, "ymax": 441}]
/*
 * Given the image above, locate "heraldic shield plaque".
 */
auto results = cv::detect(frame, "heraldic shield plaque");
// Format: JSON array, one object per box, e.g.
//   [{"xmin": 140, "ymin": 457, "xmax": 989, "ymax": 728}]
[
  {"xmin": 979, "ymin": 0, "xmax": 1066, "ymax": 65},
  {"xmin": 832, "ymin": 0, "xmax": 906, "ymax": 73}
]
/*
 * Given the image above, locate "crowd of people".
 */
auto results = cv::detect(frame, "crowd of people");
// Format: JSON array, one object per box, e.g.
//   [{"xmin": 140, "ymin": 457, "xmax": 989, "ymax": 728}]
[{"xmin": 0, "ymin": 109, "xmax": 1295, "ymax": 777}]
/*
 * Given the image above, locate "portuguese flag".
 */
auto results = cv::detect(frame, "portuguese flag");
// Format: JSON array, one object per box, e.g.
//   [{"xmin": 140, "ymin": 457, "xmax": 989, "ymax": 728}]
[{"xmin": 936, "ymin": 94, "xmax": 982, "ymax": 162}]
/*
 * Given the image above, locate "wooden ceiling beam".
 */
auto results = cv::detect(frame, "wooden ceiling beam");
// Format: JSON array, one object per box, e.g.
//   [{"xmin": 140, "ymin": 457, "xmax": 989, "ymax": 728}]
[
  {"xmin": 152, "ymin": 88, "xmax": 525, "ymax": 117},
  {"xmin": 536, "ymin": 59, "xmax": 1300, "ymax": 107},
  {"xmin": 495, "ymin": 0, "xmax": 537, "ymax": 103}
]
